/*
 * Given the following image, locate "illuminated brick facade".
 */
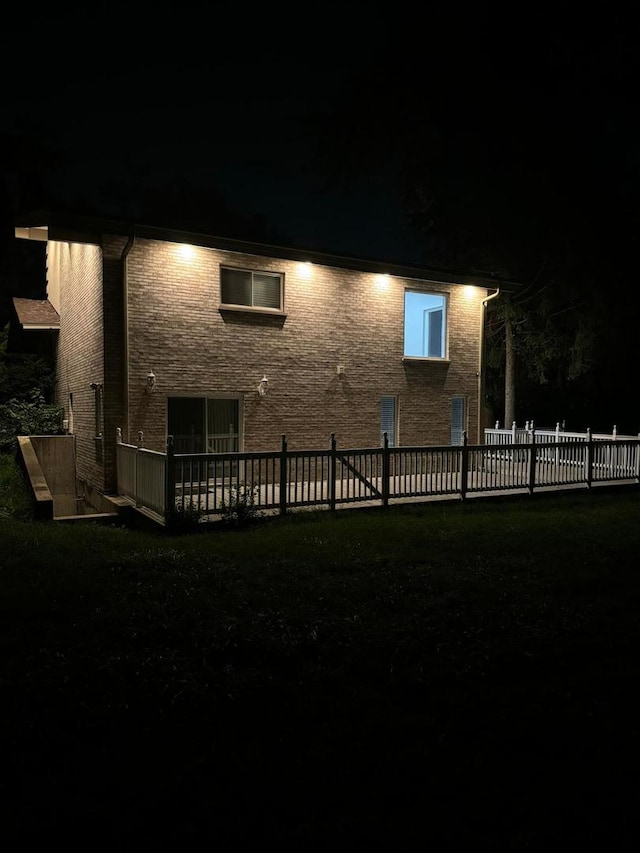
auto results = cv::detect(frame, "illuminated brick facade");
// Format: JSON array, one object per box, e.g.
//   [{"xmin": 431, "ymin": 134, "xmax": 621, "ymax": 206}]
[{"xmin": 23, "ymin": 217, "xmax": 499, "ymax": 495}]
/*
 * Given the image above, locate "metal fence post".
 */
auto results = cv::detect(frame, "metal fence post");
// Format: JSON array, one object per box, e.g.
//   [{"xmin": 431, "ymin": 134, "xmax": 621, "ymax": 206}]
[
  {"xmin": 165, "ymin": 435, "xmax": 175, "ymax": 515},
  {"xmin": 528, "ymin": 428, "xmax": 536, "ymax": 494},
  {"xmin": 586, "ymin": 427, "xmax": 593, "ymax": 489},
  {"xmin": 279, "ymin": 434, "xmax": 287, "ymax": 516},
  {"xmin": 329, "ymin": 433, "xmax": 337, "ymax": 511},
  {"xmin": 382, "ymin": 431, "xmax": 390, "ymax": 508},
  {"xmin": 460, "ymin": 431, "xmax": 468, "ymax": 500}
]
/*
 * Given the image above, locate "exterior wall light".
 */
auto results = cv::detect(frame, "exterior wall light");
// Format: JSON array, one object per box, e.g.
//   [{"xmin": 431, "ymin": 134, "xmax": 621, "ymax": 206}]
[
  {"xmin": 258, "ymin": 375, "xmax": 269, "ymax": 396},
  {"xmin": 146, "ymin": 370, "xmax": 156, "ymax": 392}
]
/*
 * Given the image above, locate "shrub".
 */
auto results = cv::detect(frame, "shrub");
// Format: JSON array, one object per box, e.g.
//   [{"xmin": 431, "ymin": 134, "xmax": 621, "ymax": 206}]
[
  {"xmin": 0, "ymin": 391, "xmax": 64, "ymax": 454},
  {"xmin": 221, "ymin": 482, "xmax": 260, "ymax": 527},
  {"xmin": 164, "ymin": 499, "xmax": 205, "ymax": 534}
]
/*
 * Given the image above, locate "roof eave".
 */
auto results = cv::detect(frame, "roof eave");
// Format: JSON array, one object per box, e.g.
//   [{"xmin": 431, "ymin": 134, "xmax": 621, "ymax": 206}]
[{"xmin": 13, "ymin": 209, "xmax": 523, "ymax": 291}]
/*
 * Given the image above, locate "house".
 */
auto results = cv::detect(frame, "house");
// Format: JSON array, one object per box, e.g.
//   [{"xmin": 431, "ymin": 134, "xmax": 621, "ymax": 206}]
[{"xmin": 12, "ymin": 210, "xmax": 516, "ymax": 505}]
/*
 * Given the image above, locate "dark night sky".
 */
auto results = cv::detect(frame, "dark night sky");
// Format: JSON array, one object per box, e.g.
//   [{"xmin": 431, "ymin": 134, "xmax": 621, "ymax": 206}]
[
  {"xmin": 2, "ymin": 3, "xmax": 639, "ymax": 422},
  {"xmin": 2, "ymin": 12, "xmax": 425, "ymax": 262},
  {"xmin": 3, "ymin": 8, "xmax": 638, "ymax": 266}
]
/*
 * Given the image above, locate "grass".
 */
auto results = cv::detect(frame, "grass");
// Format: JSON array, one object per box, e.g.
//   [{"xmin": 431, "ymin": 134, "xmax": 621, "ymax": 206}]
[{"xmin": 1, "ymin": 454, "xmax": 640, "ymax": 850}]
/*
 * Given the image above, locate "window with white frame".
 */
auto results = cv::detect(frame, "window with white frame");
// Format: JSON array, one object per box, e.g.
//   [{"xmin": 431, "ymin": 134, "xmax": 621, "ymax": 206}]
[
  {"xmin": 220, "ymin": 266, "xmax": 283, "ymax": 311},
  {"xmin": 380, "ymin": 395, "xmax": 397, "ymax": 447},
  {"xmin": 403, "ymin": 291, "xmax": 448, "ymax": 358}
]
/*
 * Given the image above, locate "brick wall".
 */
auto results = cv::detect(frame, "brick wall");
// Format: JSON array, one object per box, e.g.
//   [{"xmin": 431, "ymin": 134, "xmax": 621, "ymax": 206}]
[
  {"xmin": 124, "ymin": 238, "xmax": 487, "ymax": 455},
  {"xmin": 102, "ymin": 239, "xmax": 127, "ymax": 490},
  {"xmin": 49, "ymin": 240, "xmax": 106, "ymax": 490}
]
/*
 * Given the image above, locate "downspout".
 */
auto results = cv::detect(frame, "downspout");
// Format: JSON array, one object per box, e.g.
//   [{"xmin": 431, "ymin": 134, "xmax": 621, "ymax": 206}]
[
  {"xmin": 121, "ymin": 232, "xmax": 135, "ymax": 444},
  {"xmin": 477, "ymin": 287, "xmax": 501, "ymax": 443}
]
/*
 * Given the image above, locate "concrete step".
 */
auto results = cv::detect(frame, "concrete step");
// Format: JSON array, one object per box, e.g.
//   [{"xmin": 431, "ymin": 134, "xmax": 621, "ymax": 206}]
[{"xmin": 53, "ymin": 512, "xmax": 121, "ymax": 524}]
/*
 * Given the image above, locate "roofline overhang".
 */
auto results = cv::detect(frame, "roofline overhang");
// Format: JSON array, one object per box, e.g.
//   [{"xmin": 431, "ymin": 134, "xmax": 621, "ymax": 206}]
[
  {"xmin": 12, "ymin": 297, "xmax": 61, "ymax": 330},
  {"xmin": 14, "ymin": 209, "xmax": 523, "ymax": 292},
  {"xmin": 20, "ymin": 324, "xmax": 60, "ymax": 331},
  {"xmin": 15, "ymin": 226, "xmax": 48, "ymax": 241}
]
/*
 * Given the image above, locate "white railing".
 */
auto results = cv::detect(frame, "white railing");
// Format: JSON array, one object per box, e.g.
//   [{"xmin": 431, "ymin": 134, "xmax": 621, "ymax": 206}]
[
  {"xmin": 116, "ymin": 429, "xmax": 166, "ymax": 516},
  {"xmin": 486, "ymin": 421, "xmax": 640, "ymax": 445},
  {"xmin": 115, "ymin": 428, "xmax": 640, "ymax": 525}
]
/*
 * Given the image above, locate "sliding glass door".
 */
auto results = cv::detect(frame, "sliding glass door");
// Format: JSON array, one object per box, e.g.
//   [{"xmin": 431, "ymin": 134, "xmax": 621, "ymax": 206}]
[{"xmin": 168, "ymin": 397, "xmax": 240, "ymax": 453}]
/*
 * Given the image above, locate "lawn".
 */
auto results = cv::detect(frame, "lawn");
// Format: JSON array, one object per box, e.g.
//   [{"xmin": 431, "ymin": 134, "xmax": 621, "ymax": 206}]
[{"xmin": 1, "ymin": 453, "xmax": 639, "ymax": 850}]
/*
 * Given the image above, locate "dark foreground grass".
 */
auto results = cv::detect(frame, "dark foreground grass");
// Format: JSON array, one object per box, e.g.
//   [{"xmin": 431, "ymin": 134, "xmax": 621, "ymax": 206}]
[{"xmin": 1, "ymin": 455, "xmax": 640, "ymax": 850}]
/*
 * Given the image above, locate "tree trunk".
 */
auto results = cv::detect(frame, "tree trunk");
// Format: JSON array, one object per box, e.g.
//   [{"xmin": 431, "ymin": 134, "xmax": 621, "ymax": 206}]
[{"xmin": 504, "ymin": 314, "xmax": 515, "ymax": 427}]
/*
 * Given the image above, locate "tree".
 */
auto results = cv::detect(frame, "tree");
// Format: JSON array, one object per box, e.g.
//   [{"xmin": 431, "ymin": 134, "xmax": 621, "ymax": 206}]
[
  {"xmin": 0, "ymin": 324, "xmax": 56, "ymax": 403},
  {"xmin": 303, "ymin": 12, "xmax": 637, "ymax": 430},
  {"xmin": 484, "ymin": 278, "xmax": 598, "ymax": 429},
  {"xmin": 0, "ymin": 323, "xmax": 62, "ymax": 452}
]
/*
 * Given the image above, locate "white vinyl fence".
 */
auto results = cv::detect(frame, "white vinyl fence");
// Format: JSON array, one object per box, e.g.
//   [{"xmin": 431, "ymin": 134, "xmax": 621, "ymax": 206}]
[{"xmin": 485, "ymin": 421, "xmax": 639, "ymax": 446}]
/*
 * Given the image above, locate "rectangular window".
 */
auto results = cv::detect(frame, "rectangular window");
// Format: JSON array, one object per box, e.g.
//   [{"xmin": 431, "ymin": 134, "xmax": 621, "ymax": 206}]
[
  {"xmin": 381, "ymin": 395, "xmax": 397, "ymax": 447},
  {"xmin": 220, "ymin": 266, "xmax": 283, "ymax": 311},
  {"xmin": 404, "ymin": 291, "xmax": 447, "ymax": 358},
  {"xmin": 450, "ymin": 395, "xmax": 467, "ymax": 445}
]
